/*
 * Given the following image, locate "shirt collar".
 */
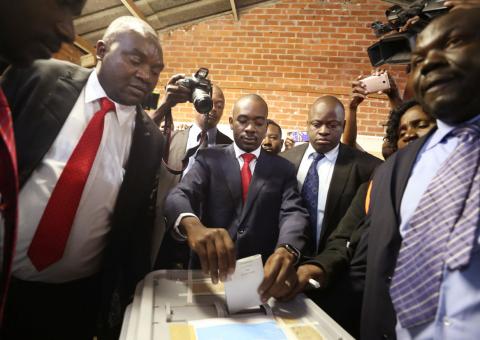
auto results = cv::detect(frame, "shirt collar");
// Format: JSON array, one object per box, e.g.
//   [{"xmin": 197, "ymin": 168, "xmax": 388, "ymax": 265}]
[
  {"xmin": 84, "ymin": 70, "xmax": 136, "ymax": 126},
  {"xmin": 425, "ymin": 114, "xmax": 480, "ymax": 151},
  {"xmin": 306, "ymin": 142, "xmax": 340, "ymax": 162},
  {"xmin": 233, "ymin": 142, "xmax": 262, "ymax": 160},
  {"xmin": 191, "ymin": 124, "xmax": 218, "ymax": 143}
]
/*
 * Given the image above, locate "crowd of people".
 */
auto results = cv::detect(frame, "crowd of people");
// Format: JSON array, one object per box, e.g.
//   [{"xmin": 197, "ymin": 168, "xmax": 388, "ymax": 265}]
[{"xmin": 0, "ymin": 0, "xmax": 479, "ymax": 339}]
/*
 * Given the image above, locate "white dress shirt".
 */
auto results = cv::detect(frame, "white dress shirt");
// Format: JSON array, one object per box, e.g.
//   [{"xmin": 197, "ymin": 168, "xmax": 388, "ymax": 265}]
[
  {"xmin": 297, "ymin": 143, "xmax": 339, "ymax": 250},
  {"xmin": 183, "ymin": 124, "xmax": 218, "ymax": 176},
  {"xmin": 173, "ymin": 144, "xmax": 262, "ymax": 238},
  {"xmin": 6, "ymin": 70, "xmax": 136, "ymax": 283}
]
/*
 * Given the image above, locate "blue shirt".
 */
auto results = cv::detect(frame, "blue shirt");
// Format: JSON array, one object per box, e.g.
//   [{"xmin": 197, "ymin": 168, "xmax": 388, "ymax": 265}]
[{"xmin": 396, "ymin": 115, "xmax": 480, "ymax": 339}]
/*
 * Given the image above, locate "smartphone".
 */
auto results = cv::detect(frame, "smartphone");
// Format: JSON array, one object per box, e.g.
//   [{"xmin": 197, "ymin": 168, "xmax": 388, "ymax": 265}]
[
  {"xmin": 360, "ymin": 73, "xmax": 390, "ymax": 93},
  {"xmin": 290, "ymin": 131, "xmax": 309, "ymax": 142}
]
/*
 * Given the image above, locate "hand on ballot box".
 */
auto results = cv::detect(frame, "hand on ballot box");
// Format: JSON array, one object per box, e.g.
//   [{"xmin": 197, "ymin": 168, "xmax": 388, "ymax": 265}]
[
  {"xmin": 257, "ymin": 247, "xmax": 298, "ymax": 303},
  {"xmin": 281, "ymin": 264, "xmax": 326, "ymax": 301},
  {"xmin": 181, "ymin": 217, "xmax": 236, "ymax": 284}
]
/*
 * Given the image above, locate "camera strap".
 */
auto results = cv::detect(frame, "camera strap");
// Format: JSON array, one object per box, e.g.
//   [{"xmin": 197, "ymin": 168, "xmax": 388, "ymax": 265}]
[{"xmin": 156, "ymin": 106, "xmax": 208, "ymax": 176}]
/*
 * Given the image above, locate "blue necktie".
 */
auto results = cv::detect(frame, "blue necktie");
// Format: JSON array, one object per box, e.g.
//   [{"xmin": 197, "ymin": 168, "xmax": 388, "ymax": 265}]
[
  {"xmin": 301, "ymin": 152, "xmax": 325, "ymax": 252},
  {"xmin": 390, "ymin": 121, "xmax": 480, "ymax": 329}
]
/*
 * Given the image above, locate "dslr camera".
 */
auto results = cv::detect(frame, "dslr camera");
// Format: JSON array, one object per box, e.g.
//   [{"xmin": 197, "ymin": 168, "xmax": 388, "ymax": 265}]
[
  {"xmin": 368, "ymin": 0, "xmax": 449, "ymax": 66},
  {"xmin": 176, "ymin": 68, "xmax": 213, "ymax": 114}
]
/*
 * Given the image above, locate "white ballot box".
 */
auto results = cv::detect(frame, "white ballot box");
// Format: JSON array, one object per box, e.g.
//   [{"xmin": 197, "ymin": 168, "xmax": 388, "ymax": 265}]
[{"xmin": 120, "ymin": 270, "xmax": 355, "ymax": 340}]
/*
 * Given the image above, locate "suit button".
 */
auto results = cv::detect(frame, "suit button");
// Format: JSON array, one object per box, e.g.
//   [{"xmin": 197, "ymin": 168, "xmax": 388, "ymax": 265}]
[
  {"xmin": 238, "ymin": 226, "xmax": 245, "ymax": 234},
  {"xmin": 383, "ymin": 334, "xmax": 389, "ymax": 339},
  {"xmin": 386, "ymin": 275, "xmax": 392, "ymax": 283}
]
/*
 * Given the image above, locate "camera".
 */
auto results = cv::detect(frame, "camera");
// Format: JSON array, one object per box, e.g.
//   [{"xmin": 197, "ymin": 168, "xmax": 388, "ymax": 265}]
[
  {"xmin": 368, "ymin": 0, "xmax": 449, "ymax": 66},
  {"xmin": 176, "ymin": 68, "xmax": 213, "ymax": 114}
]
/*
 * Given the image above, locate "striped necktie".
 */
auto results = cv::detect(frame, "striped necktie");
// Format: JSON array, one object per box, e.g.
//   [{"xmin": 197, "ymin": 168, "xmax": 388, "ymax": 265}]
[{"xmin": 390, "ymin": 121, "xmax": 480, "ymax": 329}]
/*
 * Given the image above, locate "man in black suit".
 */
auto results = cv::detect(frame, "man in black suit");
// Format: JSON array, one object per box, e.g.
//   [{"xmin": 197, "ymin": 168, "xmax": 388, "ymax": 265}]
[
  {"xmin": 1, "ymin": 16, "xmax": 165, "ymax": 340},
  {"xmin": 165, "ymin": 94, "xmax": 310, "ymax": 302},
  {"xmin": 0, "ymin": 0, "xmax": 87, "ymax": 318},
  {"xmin": 281, "ymin": 96, "xmax": 381, "ymax": 258},
  {"xmin": 358, "ymin": 8, "xmax": 480, "ymax": 339},
  {"xmin": 153, "ymin": 81, "xmax": 232, "ymax": 269}
]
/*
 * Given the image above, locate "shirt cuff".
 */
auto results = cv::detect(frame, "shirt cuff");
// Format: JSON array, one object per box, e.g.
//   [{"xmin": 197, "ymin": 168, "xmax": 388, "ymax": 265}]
[{"xmin": 172, "ymin": 213, "xmax": 199, "ymax": 241}]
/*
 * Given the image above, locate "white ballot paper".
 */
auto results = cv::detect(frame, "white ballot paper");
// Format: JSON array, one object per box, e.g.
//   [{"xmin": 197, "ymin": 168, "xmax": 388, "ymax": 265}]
[{"xmin": 224, "ymin": 254, "xmax": 264, "ymax": 314}]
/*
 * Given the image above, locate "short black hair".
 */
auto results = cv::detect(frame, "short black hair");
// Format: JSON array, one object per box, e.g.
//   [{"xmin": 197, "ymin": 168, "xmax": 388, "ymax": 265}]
[
  {"xmin": 384, "ymin": 99, "xmax": 420, "ymax": 146},
  {"xmin": 266, "ymin": 119, "xmax": 282, "ymax": 138}
]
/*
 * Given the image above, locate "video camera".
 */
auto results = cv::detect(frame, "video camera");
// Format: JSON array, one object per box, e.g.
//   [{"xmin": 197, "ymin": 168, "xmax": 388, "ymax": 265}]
[
  {"xmin": 367, "ymin": 0, "xmax": 449, "ymax": 66},
  {"xmin": 176, "ymin": 68, "xmax": 213, "ymax": 114}
]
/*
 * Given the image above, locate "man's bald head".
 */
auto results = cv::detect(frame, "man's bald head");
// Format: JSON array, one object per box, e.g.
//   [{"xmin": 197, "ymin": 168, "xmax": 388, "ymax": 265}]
[
  {"xmin": 309, "ymin": 96, "xmax": 345, "ymax": 122},
  {"xmin": 229, "ymin": 94, "xmax": 269, "ymax": 152},
  {"xmin": 232, "ymin": 94, "xmax": 268, "ymax": 118},
  {"xmin": 411, "ymin": 8, "xmax": 480, "ymax": 124},
  {"xmin": 307, "ymin": 95, "xmax": 345, "ymax": 154},
  {"xmin": 102, "ymin": 16, "xmax": 158, "ymax": 48}
]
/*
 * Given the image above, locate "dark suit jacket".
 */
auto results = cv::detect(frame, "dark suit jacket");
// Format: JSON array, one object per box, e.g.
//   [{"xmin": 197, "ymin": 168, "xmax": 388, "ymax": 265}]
[
  {"xmin": 353, "ymin": 133, "xmax": 436, "ymax": 340},
  {"xmin": 2, "ymin": 59, "xmax": 164, "ymax": 338},
  {"xmin": 153, "ymin": 126, "xmax": 232, "ymax": 268},
  {"xmin": 281, "ymin": 143, "xmax": 381, "ymax": 254},
  {"xmin": 164, "ymin": 144, "xmax": 310, "ymax": 265}
]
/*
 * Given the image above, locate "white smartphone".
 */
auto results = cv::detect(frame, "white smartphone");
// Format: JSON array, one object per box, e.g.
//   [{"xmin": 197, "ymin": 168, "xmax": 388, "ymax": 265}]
[{"xmin": 361, "ymin": 73, "xmax": 390, "ymax": 93}]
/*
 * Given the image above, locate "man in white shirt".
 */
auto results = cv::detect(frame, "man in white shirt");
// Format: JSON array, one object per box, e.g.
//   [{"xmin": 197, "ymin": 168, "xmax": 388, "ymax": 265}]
[
  {"xmin": 1, "ymin": 16, "xmax": 165, "ymax": 340},
  {"xmin": 282, "ymin": 96, "xmax": 380, "ymax": 257},
  {"xmin": 0, "ymin": 0, "xmax": 87, "ymax": 319}
]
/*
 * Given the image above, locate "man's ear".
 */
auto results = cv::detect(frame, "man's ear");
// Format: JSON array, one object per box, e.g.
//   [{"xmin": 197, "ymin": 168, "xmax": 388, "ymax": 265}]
[
  {"xmin": 96, "ymin": 40, "xmax": 107, "ymax": 61},
  {"xmin": 229, "ymin": 116, "xmax": 234, "ymax": 130}
]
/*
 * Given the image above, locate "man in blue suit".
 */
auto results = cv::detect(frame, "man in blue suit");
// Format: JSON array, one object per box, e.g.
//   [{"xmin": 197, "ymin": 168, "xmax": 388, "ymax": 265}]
[{"xmin": 165, "ymin": 94, "xmax": 310, "ymax": 302}]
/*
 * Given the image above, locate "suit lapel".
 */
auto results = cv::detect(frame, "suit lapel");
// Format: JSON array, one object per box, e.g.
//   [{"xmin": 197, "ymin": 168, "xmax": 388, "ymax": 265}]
[
  {"xmin": 17, "ymin": 67, "xmax": 92, "ymax": 187},
  {"xmin": 168, "ymin": 127, "xmax": 190, "ymax": 168},
  {"xmin": 321, "ymin": 144, "xmax": 353, "ymax": 241},
  {"xmin": 221, "ymin": 144, "xmax": 243, "ymax": 217},
  {"xmin": 239, "ymin": 150, "xmax": 272, "ymax": 225},
  {"xmin": 109, "ymin": 108, "xmax": 162, "ymax": 242},
  {"xmin": 392, "ymin": 130, "xmax": 435, "ymax": 216},
  {"xmin": 290, "ymin": 143, "xmax": 308, "ymax": 172}
]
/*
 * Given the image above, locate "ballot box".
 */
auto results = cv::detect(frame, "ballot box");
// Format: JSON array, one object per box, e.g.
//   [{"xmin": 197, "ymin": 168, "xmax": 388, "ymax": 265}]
[{"xmin": 120, "ymin": 270, "xmax": 355, "ymax": 340}]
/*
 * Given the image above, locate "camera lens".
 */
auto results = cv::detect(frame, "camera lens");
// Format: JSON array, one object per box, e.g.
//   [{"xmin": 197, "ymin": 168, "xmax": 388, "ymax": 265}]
[{"xmin": 192, "ymin": 88, "xmax": 213, "ymax": 114}]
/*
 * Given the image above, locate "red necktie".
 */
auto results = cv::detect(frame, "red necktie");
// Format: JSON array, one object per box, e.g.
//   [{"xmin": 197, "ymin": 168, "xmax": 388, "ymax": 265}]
[
  {"xmin": 0, "ymin": 88, "xmax": 19, "ymax": 319},
  {"xmin": 240, "ymin": 153, "xmax": 256, "ymax": 203},
  {"xmin": 28, "ymin": 97, "xmax": 115, "ymax": 271}
]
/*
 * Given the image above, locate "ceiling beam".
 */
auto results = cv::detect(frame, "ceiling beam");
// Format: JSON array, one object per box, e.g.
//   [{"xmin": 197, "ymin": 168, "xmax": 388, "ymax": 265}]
[
  {"xmin": 120, "ymin": 0, "xmax": 147, "ymax": 21},
  {"xmin": 74, "ymin": 35, "xmax": 96, "ymax": 55},
  {"xmin": 229, "ymin": 0, "xmax": 239, "ymax": 21}
]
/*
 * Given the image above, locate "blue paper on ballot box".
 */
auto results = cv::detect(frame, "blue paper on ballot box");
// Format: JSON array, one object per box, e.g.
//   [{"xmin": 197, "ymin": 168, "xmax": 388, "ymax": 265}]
[{"xmin": 194, "ymin": 320, "xmax": 287, "ymax": 340}]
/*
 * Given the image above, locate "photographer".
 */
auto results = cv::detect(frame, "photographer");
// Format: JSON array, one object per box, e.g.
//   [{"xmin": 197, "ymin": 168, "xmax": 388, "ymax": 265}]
[{"xmin": 152, "ymin": 74, "xmax": 232, "ymax": 270}]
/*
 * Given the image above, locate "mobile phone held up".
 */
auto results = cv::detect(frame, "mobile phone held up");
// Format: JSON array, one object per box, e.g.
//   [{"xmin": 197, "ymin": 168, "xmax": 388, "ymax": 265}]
[
  {"xmin": 290, "ymin": 131, "xmax": 309, "ymax": 143},
  {"xmin": 360, "ymin": 73, "xmax": 390, "ymax": 93}
]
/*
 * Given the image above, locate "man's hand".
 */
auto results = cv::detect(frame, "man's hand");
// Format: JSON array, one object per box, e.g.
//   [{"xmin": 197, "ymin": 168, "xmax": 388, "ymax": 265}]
[
  {"xmin": 284, "ymin": 134, "xmax": 295, "ymax": 151},
  {"xmin": 350, "ymin": 75, "xmax": 368, "ymax": 110},
  {"xmin": 282, "ymin": 264, "xmax": 326, "ymax": 301},
  {"xmin": 152, "ymin": 74, "xmax": 191, "ymax": 125},
  {"xmin": 161, "ymin": 74, "xmax": 191, "ymax": 108},
  {"xmin": 181, "ymin": 217, "xmax": 236, "ymax": 284},
  {"xmin": 257, "ymin": 247, "xmax": 298, "ymax": 303}
]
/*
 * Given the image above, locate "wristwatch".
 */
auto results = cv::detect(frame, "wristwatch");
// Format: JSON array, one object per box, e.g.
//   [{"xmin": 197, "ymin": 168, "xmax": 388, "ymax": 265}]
[{"xmin": 278, "ymin": 244, "xmax": 301, "ymax": 266}]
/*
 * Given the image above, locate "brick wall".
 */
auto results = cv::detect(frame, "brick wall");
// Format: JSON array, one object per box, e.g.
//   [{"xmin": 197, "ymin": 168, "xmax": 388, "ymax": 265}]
[{"xmin": 157, "ymin": 0, "xmax": 409, "ymax": 138}]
